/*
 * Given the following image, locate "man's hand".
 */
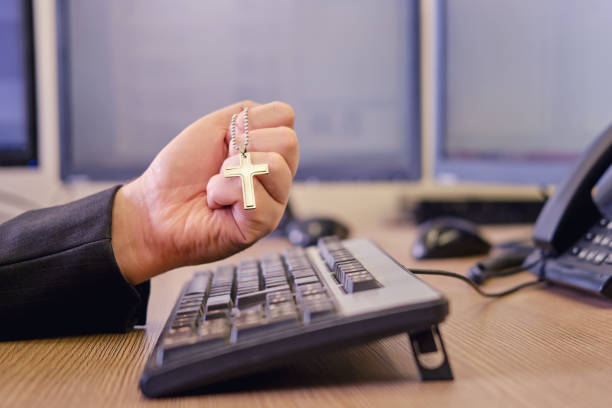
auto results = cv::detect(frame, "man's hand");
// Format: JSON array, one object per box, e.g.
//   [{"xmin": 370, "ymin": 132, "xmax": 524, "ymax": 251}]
[{"xmin": 111, "ymin": 101, "xmax": 298, "ymax": 285}]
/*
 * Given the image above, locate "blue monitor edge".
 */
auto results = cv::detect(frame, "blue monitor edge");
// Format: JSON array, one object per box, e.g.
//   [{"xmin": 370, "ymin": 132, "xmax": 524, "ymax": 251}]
[{"xmin": 0, "ymin": 0, "xmax": 38, "ymax": 167}]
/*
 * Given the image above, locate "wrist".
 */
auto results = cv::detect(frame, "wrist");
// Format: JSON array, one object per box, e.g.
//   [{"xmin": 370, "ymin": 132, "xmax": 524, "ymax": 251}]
[{"xmin": 111, "ymin": 181, "xmax": 162, "ymax": 285}]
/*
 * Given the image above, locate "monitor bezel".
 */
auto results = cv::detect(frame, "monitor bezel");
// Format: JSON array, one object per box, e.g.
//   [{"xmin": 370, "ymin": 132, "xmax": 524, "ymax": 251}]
[
  {"xmin": 0, "ymin": 0, "xmax": 38, "ymax": 167},
  {"xmin": 56, "ymin": 0, "xmax": 421, "ymax": 182}
]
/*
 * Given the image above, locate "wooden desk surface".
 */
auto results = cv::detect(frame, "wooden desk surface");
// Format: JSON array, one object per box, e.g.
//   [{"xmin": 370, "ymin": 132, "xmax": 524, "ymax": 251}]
[{"xmin": 2, "ymin": 223, "xmax": 611, "ymax": 407}]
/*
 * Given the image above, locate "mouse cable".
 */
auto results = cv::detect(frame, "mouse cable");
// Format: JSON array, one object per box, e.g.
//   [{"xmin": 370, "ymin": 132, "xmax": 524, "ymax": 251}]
[{"xmin": 409, "ymin": 257, "xmax": 545, "ymax": 298}]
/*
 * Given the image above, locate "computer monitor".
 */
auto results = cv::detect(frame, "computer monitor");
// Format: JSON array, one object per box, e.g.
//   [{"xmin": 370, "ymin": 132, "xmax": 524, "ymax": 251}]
[
  {"xmin": 0, "ymin": 0, "xmax": 37, "ymax": 167},
  {"xmin": 436, "ymin": 0, "xmax": 612, "ymax": 186},
  {"xmin": 56, "ymin": 0, "xmax": 420, "ymax": 182}
]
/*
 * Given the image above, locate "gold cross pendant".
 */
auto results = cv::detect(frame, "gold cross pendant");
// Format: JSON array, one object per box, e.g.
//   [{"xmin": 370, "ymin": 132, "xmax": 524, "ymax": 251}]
[{"xmin": 223, "ymin": 152, "xmax": 269, "ymax": 210}]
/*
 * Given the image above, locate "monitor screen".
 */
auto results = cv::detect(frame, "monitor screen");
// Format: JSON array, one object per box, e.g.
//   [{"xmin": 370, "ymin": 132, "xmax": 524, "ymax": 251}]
[
  {"xmin": 57, "ymin": 0, "xmax": 420, "ymax": 181},
  {"xmin": 0, "ymin": 0, "xmax": 37, "ymax": 166},
  {"xmin": 438, "ymin": 0, "xmax": 612, "ymax": 185}
]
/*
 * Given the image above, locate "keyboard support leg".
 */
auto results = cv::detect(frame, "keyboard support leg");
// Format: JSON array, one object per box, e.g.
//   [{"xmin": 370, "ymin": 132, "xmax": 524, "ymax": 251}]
[{"xmin": 407, "ymin": 325, "xmax": 453, "ymax": 381}]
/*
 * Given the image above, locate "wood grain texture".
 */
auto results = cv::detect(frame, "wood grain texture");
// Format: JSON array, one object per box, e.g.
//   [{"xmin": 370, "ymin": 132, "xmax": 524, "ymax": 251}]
[{"xmin": 1, "ymin": 223, "xmax": 611, "ymax": 408}]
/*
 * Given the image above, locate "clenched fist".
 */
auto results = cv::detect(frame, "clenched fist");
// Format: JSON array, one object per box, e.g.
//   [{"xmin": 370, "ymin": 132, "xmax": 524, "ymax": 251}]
[{"xmin": 112, "ymin": 101, "xmax": 298, "ymax": 285}]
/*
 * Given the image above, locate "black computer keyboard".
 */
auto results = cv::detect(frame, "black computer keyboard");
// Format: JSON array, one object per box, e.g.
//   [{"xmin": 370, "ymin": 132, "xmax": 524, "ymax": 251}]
[{"xmin": 140, "ymin": 237, "xmax": 451, "ymax": 397}]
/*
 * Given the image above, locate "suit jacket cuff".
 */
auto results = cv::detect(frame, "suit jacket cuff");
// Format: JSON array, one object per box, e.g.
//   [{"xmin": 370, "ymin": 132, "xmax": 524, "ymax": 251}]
[{"xmin": 0, "ymin": 186, "xmax": 150, "ymax": 340}]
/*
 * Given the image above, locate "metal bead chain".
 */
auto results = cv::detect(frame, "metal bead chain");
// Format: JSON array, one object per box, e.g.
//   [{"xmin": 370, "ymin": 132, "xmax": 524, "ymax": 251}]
[{"xmin": 230, "ymin": 107, "xmax": 249, "ymax": 155}]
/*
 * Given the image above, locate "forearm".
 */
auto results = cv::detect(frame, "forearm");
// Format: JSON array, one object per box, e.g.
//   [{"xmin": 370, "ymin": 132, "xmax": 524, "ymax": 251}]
[{"xmin": 0, "ymin": 187, "xmax": 149, "ymax": 340}]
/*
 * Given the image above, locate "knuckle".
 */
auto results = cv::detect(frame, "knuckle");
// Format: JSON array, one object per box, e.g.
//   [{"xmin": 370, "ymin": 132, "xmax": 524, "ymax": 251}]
[
  {"xmin": 240, "ymin": 99, "xmax": 257, "ymax": 108},
  {"xmin": 270, "ymin": 101, "xmax": 295, "ymax": 123},
  {"xmin": 278, "ymin": 126, "xmax": 298, "ymax": 150},
  {"xmin": 267, "ymin": 151, "xmax": 286, "ymax": 171}
]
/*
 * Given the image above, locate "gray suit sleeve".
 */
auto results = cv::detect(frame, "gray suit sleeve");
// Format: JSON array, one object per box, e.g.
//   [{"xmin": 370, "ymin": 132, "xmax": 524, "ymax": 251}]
[{"xmin": 0, "ymin": 186, "xmax": 150, "ymax": 340}]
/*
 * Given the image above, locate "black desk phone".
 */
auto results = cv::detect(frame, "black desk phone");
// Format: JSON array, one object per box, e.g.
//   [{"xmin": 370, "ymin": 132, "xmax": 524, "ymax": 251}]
[{"xmin": 529, "ymin": 124, "xmax": 612, "ymax": 298}]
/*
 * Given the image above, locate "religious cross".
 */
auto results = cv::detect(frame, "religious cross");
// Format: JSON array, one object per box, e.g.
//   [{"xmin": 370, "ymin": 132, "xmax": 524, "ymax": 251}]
[{"xmin": 223, "ymin": 152, "xmax": 269, "ymax": 210}]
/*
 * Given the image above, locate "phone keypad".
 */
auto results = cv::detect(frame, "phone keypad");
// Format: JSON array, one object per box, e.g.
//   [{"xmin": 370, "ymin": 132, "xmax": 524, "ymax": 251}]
[{"xmin": 570, "ymin": 218, "xmax": 612, "ymax": 266}]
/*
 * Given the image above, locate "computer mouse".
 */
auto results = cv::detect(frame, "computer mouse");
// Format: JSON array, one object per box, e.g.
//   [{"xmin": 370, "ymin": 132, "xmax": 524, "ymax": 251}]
[
  {"xmin": 411, "ymin": 217, "xmax": 491, "ymax": 259},
  {"xmin": 285, "ymin": 217, "xmax": 350, "ymax": 247}
]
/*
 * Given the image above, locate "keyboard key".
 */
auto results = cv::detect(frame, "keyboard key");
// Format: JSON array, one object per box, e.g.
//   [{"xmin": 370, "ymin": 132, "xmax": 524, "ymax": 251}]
[
  {"xmin": 294, "ymin": 283, "xmax": 326, "ymax": 299},
  {"xmin": 336, "ymin": 261, "xmax": 367, "ymax": 283},
  {"xmin": 164, "ymin": 329, "xmax": 195, "ymax": 349},
  {"xmin": 172, "ymin": 311, "xmax": 199, "ymax": 326},
  {"xmin": 211, "ymin": 269, "xmax": 234, "ymax": 288},
  {"xmin": 317, "ymin": 236, "xmax": 350, "ymax": 270},
  {"xmin": 179, "ymin": 299, "xmax": 203, "ymax": 309},
  {"xmin": 209, "ymin": 286, "xmax": 233, "ymax": 297},
  {"xmin": 168, "ymin": 326, "xmax": 192, "ymax": 336},
  {"xmin": 578, "ymin": 249, "xmax": 589, "ymax": 260},
  {"xmin": 264, "ymin": 276, "xmax": 288, "ymax": 288},
  {"xmin": 174, "ymin": 314, "xmax": 200, "ymax": 324},
  {"xmin": 606, "ymin": 254, "xmax": 612, "ymax": 264},
  {"xmin": 329, "ymin": 250, "xmax": 355, "ymax": 271},
  {"xmin": 286, "ymin": 258, "xmax": 312, "ymax": 272},
  {"xmin": 174, "ymin": 311, "xmax": 198, "ymax": 320},
  {"xmin": 172, "ymin": 319, "xmax": 196, "ymax": 330},
  {"xmin": 266, "ymin": 301, "xmax": 299, "ymax": 322},
  {"xmin": 263, "ymin": 273, "xmax": 286, "ymax": 282},
  {"xmin": 336, "ymin": 261, "xmax": 366, "ymax": 273},
  {"xmin": 570, "ymin": 246, "xmax": 581, "ymax": 256},
  {"xmin": 263, "ymin": 265, "xmax": 285, "ymax": 273},
  {"xmin": 266, "ymin": 300, "xmax": 296, "ymax": 314},
  {"xmin": 203, "ymin": 310, "xmax": 228, "ymax": 321},
  {"xmin": 266, "ymin": 290, "xmax": 293, "ymax": 306},
  {"xmin": 230, "ymin": 308, "xmax": 267, "ymax": 342},
  {"xmin": 301, "ymin": 299, "xmax": 335, "ymax": 324},
  {"xmin": 317, "ymin": 236, "xmax": 340, "ymax": 253},
  {"xmin": 237, "ymin": 285, "xmax": 292, "ymax": 309},
  {"xmin": 294, "ymin": 276, "xmax": 319, "ymax": 286},
  {"xmin": 290, "ymin": 268, "xmax": 317, "ymax": 280},
  {"xmin": 197, "ymin": 319, "xmax": 229, "ymax": 345},
  {"xmin": 344, "ymin": 272, "xmax": 379, "ymax": 293},
  {"xmin": 601, "ymin": 236, "xmax": 611, "ymax": 247},
  {"xmin": 236, "ymin": 293, "xmax": 266, "ymax": 309},
  {"xmin": 299, "ymin": 293, "xmax": 329, "ymax": 304},
  {"xmin": 585, "ymin": 251, "xmax": 597, "ymax": 262},
  {"xmin": 182, "ymin": 292, "xmax": 205, "ymax": 300},
  {"xmin": 318, "ymin": 237, "xmax": 342, "ymax": 258},
  {"xmin": 178, "ymin": 304, "xmax": 202, "ymax": 313},
  {"xmin": 266, "ymin": 303, "xmax": 299, "ymax": 329},
  {"xmin": 593, "ymin": 252, "xmax": 607, "ymax": 265},
  {"xmin": 593, "ymin": 234, "xmax": 604, "ymax": 245},
  {"xmin": 215, "ymin": 264, "xmax": 235, "ymax": 274},
  {"xmin": 207, "ymin": 294, "xmax": 232, "ymax": 311},
  {"xmin": 185, "ymin": 271, "xmax": 210, "ymax": 293}
]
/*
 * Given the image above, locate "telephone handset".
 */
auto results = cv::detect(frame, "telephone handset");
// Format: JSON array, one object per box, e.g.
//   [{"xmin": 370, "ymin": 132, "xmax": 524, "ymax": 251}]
[{"xmin": 529, "ymin": 124, "xmax": 612, "ymax": 298}]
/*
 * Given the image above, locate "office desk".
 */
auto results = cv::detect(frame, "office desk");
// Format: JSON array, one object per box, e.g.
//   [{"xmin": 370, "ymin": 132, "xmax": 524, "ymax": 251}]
[{"xmin": 2, "ymin": 223, "xmax": 611, "ymax": 408}]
